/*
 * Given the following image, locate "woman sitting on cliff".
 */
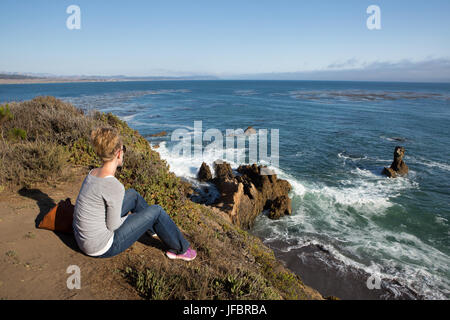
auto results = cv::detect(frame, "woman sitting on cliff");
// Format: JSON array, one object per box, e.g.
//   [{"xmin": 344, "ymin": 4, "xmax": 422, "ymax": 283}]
[{"xmin": 73, "ymin": 127, "xmax": 196, "ymax": 261}]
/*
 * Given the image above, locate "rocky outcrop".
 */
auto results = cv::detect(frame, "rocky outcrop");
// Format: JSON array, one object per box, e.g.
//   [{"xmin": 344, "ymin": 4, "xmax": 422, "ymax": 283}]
[
  {"xmin": 213, "ymin": 161, "xmax": 234, "ymax": 181},
  {"xmin": 266, "ymin": 195, "xmax": 292, "ymax": 219},
  {"xmin": 382, "ymin": 146, "xmax": 409, "ymax": 178},
  {"xmin": 197, "ymin": 162, "xmax": 212, "ymax": 182},
  {"xmin": 201, "ymin": 161, "xmax": 292, "ymax": 229}
]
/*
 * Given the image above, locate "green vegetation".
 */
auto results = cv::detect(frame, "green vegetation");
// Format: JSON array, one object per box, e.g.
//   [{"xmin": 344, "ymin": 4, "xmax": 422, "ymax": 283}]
[
  {"xmin": 0, "ymin": 96, "xmax": 323, "ymax": 300},
  {"xmin": 8, "ymin": 128, "xmax": 27, "ymax": 141},
  {"xmin": 5, "ymin": 250, "xmax": 19, "ymax": 264},
  {"xmin": 0, "ymin": 104, "xmax": 13, "ymax": 125}
]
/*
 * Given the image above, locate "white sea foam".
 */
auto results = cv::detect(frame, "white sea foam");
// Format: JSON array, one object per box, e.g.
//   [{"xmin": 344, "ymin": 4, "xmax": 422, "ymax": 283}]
[
  {"xmin": 371, "ymin": 157, "xmax": 393, "ymax": 163},
  {"xmin": 119, "ymin": 114, "xmax": 136, "ymax": 122},
  {"xmin": 408, "ymin": 156, "xmax": 450, "ymax": 172},
  {"xmin": 337, "ymin": 152, "xmax": 367, "ymax": 161},
  {"xmin": 155, "ymin": 139, "xmax": 247, "ymax": 179},
  {"xmin": 305, "ymin": 168, "xmax": 418, "ymax": 213},
  {"xmin": 379, "ymin": 135, "xmax": 408, "ymax": 142},
  {"xmin": 233, "ymin": 89, "xmax": 258, "ymax": 96},
  {"xmin": 435, "ymin": 215, "xmax": 448, "ymax": 225}
]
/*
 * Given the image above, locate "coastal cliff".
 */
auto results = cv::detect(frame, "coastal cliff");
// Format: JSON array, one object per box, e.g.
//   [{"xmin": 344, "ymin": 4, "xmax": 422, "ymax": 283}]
[{"xmin": 0, "ymin": 96, "xmax": 324, "ymax": 300}]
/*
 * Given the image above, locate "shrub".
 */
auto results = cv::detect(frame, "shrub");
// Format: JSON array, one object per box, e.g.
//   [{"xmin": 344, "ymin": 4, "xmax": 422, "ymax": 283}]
[
  {"xmin": 0, "ymin": 139, "xmax": 70, "ymax": 188},
  {"xmin": 7, "ymin": 128, "xmax": 27, "ymax": 141},
  {"xmin": 123, "ymin": 267, "xmax": 171, "ymax": 300},
  {"xmin": 2, "ymin": 96, "xmax": 93, "ymax": 145},
  {"xmin": 0, "ymin": 103, "xmax": 13, "ymax": 125}
]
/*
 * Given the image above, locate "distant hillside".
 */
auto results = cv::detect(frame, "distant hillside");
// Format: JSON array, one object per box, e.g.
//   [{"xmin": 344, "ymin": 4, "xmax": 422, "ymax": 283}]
[
  {"xmin": 0, "ymin": 72, "xmax": 219, "ymax": 83},
  {"xmin": 0, "ymin": 73, "xmax": 40, "ymax": 80}
]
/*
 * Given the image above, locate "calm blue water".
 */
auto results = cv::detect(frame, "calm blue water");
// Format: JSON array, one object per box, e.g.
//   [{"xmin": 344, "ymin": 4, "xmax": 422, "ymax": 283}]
[{"xmin": 1, "ymin": 80, "xmax": 449, "ymax": 299}]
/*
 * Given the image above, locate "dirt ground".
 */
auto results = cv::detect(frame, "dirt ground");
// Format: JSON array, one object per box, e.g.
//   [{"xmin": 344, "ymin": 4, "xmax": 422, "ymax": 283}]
[{"xmin": 0, "ymin": 167, "xmax": 152, "ymax": 300}]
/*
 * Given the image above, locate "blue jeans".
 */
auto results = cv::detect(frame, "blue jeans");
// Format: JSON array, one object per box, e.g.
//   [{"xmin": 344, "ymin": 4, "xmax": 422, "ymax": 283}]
[{"xmin": 96, "ymin": 188, "xmax": 190, "ymax": 258}]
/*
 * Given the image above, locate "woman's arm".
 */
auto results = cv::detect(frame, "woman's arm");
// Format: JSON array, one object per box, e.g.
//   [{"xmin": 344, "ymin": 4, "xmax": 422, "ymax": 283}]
[{"xmin": 103, "ymin": 180, "xmax": 126, "ymax": 231}]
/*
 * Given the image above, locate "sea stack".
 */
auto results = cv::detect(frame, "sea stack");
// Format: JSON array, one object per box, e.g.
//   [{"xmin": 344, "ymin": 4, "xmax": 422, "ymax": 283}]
[{"xmin": 383, "ymin": 146, "xmax": 409, "ymax": 178}]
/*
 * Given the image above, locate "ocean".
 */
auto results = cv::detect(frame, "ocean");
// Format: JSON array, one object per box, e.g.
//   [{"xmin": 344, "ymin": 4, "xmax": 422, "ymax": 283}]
[{"xmin": 1, "ymin": 80, "xmax": 449, "ymax": 299}]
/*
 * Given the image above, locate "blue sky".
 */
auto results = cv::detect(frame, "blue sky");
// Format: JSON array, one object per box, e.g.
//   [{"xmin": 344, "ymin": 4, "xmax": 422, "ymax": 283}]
[{"xmin": 0, "ymin": 0, "xmax": 449, "ymax": 80}]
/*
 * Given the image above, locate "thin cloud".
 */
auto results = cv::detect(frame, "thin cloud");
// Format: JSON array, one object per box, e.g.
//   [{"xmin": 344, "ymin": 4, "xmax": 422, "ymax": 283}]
[
  {"xmin": 327, "ymin": 58, "xmax": 359, "ymax": 70},
  {"xmin": 226, "ymin": 58, "xmax": 450, "ymax": 82}
]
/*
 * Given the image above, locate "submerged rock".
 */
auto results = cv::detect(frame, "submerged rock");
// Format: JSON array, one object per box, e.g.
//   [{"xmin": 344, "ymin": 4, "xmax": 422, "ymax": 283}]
[
  {"xmin": 382, "ymin": 146, "xmax": 409, "ymax": 178},
  {"xmin": 244, "ymin": 126, "xmax": 257, "ymax": 135},
  {"xmin": 225, "ymin": 126, "xmax": 257, "ymax": 137},
  {"xmin": 201, "ymin": 160, "xmax": 292, "ymax": 229},
  {"xmin": 391, "ymin": 137, "xmax": 407, "ymax": 142},
  {"xmin": 149, "ymin": 130, "xmax": 167, "ymax": 137}
]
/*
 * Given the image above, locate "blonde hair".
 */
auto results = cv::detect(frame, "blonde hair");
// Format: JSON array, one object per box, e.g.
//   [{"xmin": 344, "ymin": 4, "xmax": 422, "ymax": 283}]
[{"xmin": 90, "ymin": 127, "xmax": 123, "ymax": 162}]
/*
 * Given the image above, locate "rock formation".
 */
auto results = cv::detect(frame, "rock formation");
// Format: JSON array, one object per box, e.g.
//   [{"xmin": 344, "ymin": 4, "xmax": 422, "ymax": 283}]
[
  {"xmin": 266, "ymin": 195, "xmax": 292, "ymax": 220},
  {"xmin": 382, "ymin": 146, "xmax": 409, "ymax": 178},
  {"xmin": 198, "ymin": 160, "xmax": 292, "ymax": 229},
  {"xmin": 197, "ymin": 162, "xmax": 212, "ymax": 182}
]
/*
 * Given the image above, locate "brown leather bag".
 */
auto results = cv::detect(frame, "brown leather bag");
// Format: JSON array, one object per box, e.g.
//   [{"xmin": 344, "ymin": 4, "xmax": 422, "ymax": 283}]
[{"xmin": 38, "ymin": 198, "xmax": 74, "ymax": 234}]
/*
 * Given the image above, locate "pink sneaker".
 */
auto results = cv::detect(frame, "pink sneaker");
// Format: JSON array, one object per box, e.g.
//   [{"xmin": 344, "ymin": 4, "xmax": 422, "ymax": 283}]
[{"xmin": 166, "ymin": 248, "xmax": 197, "ymax": 261}]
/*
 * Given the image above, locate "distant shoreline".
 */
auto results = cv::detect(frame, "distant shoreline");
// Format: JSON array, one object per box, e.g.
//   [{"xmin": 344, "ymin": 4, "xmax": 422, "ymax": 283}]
[
  {"xmin": 0, "ymin": 78, "xmax": 213, "ymax": 85},
  {"xmin": 0, "ymin": 78, "xmax": 113, "ymax": 85},
  {"xmin": 1, "ymin": 78, "xmax": 449, "ymax": 85}
]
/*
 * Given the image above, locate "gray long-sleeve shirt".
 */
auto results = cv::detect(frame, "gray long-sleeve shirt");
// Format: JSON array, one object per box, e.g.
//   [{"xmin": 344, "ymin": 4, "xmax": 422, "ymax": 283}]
[{"xmin": 73, "ymin": 171, "xmax": 127, "ymax": 255}]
